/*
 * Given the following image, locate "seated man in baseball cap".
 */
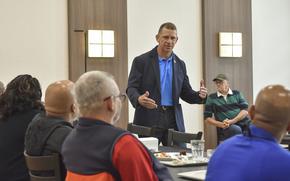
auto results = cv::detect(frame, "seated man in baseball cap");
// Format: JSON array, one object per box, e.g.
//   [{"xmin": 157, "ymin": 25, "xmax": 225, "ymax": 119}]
[{"xmin": 204, "ymin": 74, "xmax": 251, "ymax": 141}]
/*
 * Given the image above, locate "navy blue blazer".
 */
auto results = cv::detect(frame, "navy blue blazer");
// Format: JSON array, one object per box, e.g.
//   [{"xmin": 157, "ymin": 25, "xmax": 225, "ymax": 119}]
[{"xmin": 126, "ymin": 46, "xmax": 205, "ymax": 132}]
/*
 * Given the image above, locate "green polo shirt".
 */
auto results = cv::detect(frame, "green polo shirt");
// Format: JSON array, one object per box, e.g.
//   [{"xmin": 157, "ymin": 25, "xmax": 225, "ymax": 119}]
[{"xmin": 204, "ymin": 90, "xmax": 249, "ymax": 123}]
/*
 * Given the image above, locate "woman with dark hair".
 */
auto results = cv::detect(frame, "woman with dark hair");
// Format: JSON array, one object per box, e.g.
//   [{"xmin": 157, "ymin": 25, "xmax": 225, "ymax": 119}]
[{"xmin": 0, "ymin": 74, "xmax": 44, "ymax": 181}]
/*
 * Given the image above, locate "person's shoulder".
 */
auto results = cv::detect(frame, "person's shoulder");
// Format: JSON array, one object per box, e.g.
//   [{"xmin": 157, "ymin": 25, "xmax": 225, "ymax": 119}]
[
  {"xmin": 261, "ymin": 143, "xmax": 290, "ymax": 168},
  {"xmin": 16, "ymin": 109, "xmax": 43, "ymax": 120},
  {"xmin": 279, "ymin": 151, "xmax": 290, "ymax": 165},
  {"xmin": 114, "ymin": 134, "xmax": 151, "ymax": 162},
  {"xmin": 232, "ymin": 90, "xmax": 247, "ymax": 99},
  {"xmin": 48, "ymin": 121, "xmax": 72, "ymax": 143},
  {"xmin": 173, "ymin": 54, "xmax": 185, "ymax": 64},
  {"xmin": 115, "ymin": 134, "xmax": 141, "ymax": 149},
  {"xmin": 208, "ymin": 92, "xmax": 218, "ymax": 99},
  {"xmin": 26, "ymin": 112, "xmax": 45, "ymax": 130},
  {"xmin": 232, "ymin": 90, "xmax": 241, "ymax": 94},
  {"xmin": 217, "ymin": 134, "xmax": 242, "ymax": 148},
  {"xmin": 134, "ymin": 47, "xmax": 157, "ymax": 61},
  {"xmin": 271, "ymin": 143, "xmax": 290, "ymax": 158},
  {"xmin": 30, "ymin": 112, "xmax": 45, "ymax": 123},
  {"xmin": 52, "ymin": 125, "xmax": 72, "ymax": 136}
]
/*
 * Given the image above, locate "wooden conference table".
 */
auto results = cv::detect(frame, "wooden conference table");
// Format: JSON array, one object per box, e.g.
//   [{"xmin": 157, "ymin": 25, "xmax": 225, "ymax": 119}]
[{"xmin": 158, "ymin": 146, "xmax": 207, "ymax": 181}]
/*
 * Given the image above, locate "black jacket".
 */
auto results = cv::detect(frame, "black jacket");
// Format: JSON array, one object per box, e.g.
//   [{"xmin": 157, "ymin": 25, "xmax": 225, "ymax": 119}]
[
  {"xmin": 25, "ymin": 113, "xmax": 72, "ymax": 180},
  {"xmin": 0, "ymin": 109, "xmax": 41, "ymax": 181}
]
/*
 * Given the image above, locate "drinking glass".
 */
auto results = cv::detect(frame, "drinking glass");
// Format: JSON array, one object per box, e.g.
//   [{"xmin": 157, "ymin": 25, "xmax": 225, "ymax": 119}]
[{"xmin": 191, "ymin": 140, "xmax": 205, "ymax": 160}]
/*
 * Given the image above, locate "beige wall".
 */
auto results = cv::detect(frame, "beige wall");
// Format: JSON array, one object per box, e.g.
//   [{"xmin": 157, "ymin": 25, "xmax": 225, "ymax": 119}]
[
  {"xmin": 127, "ymin": 0, "xmax": 204, "ymax": 134},
  {"xmin": 0, "ymin": 0, "xmax": 68, "ymax": 94},
  {"xmin": 252, "ymin": 0, "xmax": 290, "ymax": 100}
]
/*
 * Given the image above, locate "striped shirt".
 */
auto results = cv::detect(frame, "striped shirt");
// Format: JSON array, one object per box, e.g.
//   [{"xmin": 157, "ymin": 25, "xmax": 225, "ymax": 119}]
[{"xmin": 204, "ymin": 90, "xmax": 249, "ymax": 122}]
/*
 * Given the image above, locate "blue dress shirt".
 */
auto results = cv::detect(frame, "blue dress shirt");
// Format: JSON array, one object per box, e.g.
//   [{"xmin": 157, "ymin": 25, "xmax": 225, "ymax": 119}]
[
  {"xmin": 206, "ymin": 125, "xmax": 290, "ymax": 181},
  {"xmin": 159, "ymin": 55, "xmax": 173, "ymax": 106}
]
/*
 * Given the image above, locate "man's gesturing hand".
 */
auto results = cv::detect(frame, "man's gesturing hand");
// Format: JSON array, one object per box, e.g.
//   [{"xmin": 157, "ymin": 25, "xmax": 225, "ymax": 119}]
[
  {"xmin": 138, "ymin": 91, "xmax": 158, "ymax": 109},
  {"xmin": 199, "ymin": 80, "xmax": 207, "ymax": 99}
]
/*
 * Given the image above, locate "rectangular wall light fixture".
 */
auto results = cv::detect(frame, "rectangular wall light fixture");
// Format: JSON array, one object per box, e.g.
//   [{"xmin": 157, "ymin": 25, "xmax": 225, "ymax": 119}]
[
  {"xmin": 88, "ymin": 30, "xmax": 114, "ymax": 58},
  {"xmin": 219, "ymin": 32, "xmax": 242, "ymax": 57}
]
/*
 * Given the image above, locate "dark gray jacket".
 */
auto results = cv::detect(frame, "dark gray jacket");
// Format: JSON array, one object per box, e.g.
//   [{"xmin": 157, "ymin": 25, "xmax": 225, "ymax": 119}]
[{"xmin": 25, "ymin": 113, "xmax": 72, "ymax": 180}]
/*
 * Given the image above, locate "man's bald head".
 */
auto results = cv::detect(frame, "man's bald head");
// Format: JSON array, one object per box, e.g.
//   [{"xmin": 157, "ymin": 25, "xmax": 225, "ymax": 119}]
[
  {"xmin": 45, "ymin": 80, "xmax": 75, "ymax": 118},
  {"xmin": 251, "ymin": 85, "xmax": 290, "ymax": 139}
]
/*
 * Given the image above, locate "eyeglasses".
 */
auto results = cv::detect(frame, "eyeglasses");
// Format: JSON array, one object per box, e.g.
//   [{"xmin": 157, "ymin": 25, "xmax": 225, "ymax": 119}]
[{"xmin": 103, "ymin": 93, "xmax": 127, "ymax": 103}]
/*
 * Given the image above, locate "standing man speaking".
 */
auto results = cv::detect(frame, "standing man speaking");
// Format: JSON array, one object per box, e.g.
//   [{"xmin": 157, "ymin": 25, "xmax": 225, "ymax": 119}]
[{"xmin": 127, "ymin": 22, "xmax": 207, "ymax": 145}]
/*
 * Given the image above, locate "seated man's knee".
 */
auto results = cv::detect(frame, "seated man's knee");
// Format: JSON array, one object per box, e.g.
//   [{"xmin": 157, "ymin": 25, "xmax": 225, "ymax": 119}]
[
  {"xmin": 223, "ymin": 125, "xmax": 242, "ymax": 139},
  {"xmin": 229, "ymin": 125, "xmax": 242, "ymax": 134}
]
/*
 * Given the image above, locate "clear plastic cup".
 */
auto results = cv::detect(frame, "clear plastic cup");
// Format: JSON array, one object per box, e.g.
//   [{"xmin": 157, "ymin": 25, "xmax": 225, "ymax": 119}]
[{"xmin": 191, "ymin": 140, "xmax": 205, "ymax": 160}]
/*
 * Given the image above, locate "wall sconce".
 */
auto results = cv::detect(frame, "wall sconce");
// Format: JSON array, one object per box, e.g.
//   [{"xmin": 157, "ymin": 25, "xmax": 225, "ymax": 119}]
[
  {"xmin": 88, "ymin": 30, "xmax": 114, "ymax": 58},
  {"xmin": 219, "ymin": 32, "xmax": 242, "ymax": 57}
]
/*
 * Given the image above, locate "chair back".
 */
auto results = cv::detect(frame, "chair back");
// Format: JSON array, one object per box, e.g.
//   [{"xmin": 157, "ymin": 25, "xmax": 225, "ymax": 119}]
[
  {"xmin": 127, "ymin": 123, "xmax": 153, "ymax": 137},
  {"xmin": 24, "ymin": 151, "xmax": 62, "ymax": 181},
  {"xmin": 167, "ymin": 129, "xmax": 203, "ymax": 146}
]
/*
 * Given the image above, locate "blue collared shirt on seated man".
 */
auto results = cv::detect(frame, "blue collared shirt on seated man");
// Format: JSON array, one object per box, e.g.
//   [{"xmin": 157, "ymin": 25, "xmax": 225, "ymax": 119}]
[{"xmin": 206, "ymin": 125, "xmax": 290, "ymax": 181}]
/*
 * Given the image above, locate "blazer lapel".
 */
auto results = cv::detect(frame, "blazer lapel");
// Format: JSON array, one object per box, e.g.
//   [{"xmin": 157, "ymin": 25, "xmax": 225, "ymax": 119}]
[
  {"xmin": 172, "ymin": 55, "xmax": 179, "ymax": 104},
  {"xmin": 150, "ymin": 52, "xmax": 161, "ymax": 93}
]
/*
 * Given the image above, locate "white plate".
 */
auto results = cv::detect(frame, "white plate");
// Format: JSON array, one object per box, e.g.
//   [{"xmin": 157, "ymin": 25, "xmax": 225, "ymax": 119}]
[
  {"xmin": 154, "ymin": 152, "xmax": 192, "ymax": 161},
  {"xmin": 155, "ymin": 152, "xmax": 208, "ymax": 167},
  {"xmin": 177, "ymin": 170, "xmax": 207, "ymax": 180},
  {"xmin": 160, "ymin": 158, "xmax": 208, "ymax": 167}
]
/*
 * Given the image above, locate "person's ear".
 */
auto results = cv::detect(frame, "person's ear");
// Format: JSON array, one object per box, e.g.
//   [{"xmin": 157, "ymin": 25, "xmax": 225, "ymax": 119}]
[
  {"xmin": 155, "ymin": 34, "xmax": 159, "ymax": 42},
  {"xmin": 106, "ymin": 97, "xmax": 114, "ymax": 112},
  {"xmin": 71, "ymin": 103, "xmax": 76, "ymax": 113},
  {"xmin": 248, "ymin": 105, "xmax": 255, "ymax": 120}
]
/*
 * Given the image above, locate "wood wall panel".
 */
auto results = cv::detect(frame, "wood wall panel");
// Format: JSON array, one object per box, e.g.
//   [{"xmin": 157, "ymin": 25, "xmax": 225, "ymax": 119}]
[
  {"xmin": 68, "ymin": 0, "xmax": 128, "ymax": 129},
  {"xmin": 202, "ymin": 0, "xmax": 253, "ymax": 149},
  {"xmin": 69, "ymin": 31, "xmax": 86, "ymax": 82}
]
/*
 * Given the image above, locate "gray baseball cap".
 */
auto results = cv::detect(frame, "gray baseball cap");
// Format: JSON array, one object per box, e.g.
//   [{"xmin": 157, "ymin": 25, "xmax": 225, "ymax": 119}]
[{"xmin": 213, "ymin": 74, "xmax": 228, "ymax": 81}]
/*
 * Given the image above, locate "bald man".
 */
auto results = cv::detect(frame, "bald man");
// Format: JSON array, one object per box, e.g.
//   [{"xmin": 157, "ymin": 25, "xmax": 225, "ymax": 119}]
[
  {"xmin": 206, "ymin": 85, "xmax": 290, "ymax": 181},
  {"xmin": 25, "ymin": 80, "xmax": 77, "ymax": 180}
]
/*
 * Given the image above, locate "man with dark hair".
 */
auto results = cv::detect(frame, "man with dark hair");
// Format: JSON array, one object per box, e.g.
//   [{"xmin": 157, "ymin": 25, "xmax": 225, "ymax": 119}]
[
  {"xmin": 204, "ymin": 73, "xmax": 250, "ymax": 141},
  {"xmin": 127, "ymin": 22, "xmax": 207, "ymax": 145},
  {"xmin": 25, "ymin": 80, "xmax": 76, "ymax": 179},
  {"xmin": 206, "ymin": 85, "xmax": 290, "ymax": 181}
]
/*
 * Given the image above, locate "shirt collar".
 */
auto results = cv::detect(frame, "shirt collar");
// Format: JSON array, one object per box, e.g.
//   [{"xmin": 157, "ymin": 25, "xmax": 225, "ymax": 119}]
[
  {"xmin": 217, "ymin": 88, "xmax": 233, "ymax": 97},
  {"xmin": 249, "ymin": 124, "xmax": 277, "ymax": 142},
  {"xmin": 158, "ymin": 54, "xmax": 173, "ymax": 63}
]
